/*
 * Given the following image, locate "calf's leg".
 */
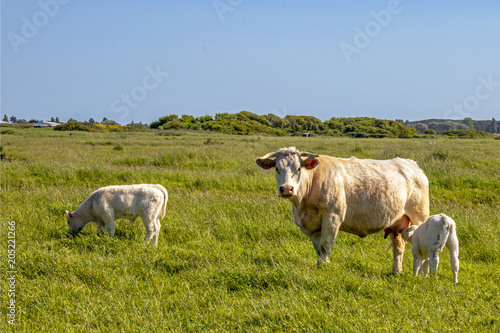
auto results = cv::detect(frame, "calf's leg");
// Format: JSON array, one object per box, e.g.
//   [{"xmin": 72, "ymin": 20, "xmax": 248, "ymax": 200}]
[
  {"xmin": 96, "ymin": 223, "xmax": 106, "ymax": 235},
  {"xmin": 428, "ymin": 247, "xmax": 440, "ymax": 278},
  {"xmin": 420, "ymin": 259, "xmax": 429, "ymax": 277},
  {"xmin": 150, "ymin": 218, "xmax": 161, "ymax": 246},
  {"xmin": 142, "ymin": 215, "xmax": 160, "ymax": 246},
  {"xmin": 413, "ymin": 255, "xmax": 423, "ymax": 277},
  {"xmin": 101, "ymin": 212, "xmax": 116, "ymax": 235}
]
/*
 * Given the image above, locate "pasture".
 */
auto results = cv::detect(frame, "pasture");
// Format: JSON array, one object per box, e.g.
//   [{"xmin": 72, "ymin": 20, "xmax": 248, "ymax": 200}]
[{"xmin": 1, "ymin": 128, "xmax": 499, "ymax": 332}]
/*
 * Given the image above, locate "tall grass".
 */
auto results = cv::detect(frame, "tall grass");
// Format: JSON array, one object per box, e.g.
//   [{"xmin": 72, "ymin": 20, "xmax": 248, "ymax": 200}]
[{"xmin": 1, "ymin": 128, "xmax": 499, "ymax": 331}]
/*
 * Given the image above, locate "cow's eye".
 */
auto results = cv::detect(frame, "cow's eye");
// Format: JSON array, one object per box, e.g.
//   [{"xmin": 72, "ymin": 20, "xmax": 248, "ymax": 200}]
[
  {"xmin": 293, "ymin": 168, "xmax": 301, "ymax": 177},
  {"xmin": 276, "ymin": 168, "xmax": 281, "ymax": 175}
]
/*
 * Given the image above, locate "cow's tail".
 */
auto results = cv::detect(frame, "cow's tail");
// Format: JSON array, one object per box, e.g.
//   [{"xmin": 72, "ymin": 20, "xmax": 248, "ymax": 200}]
[
  {"xmin": 383, "ymin": 242, "xmax": 393, "ymax": 253},
  {"xmin": 158, "ymin": 185, "xmax": 168, "ymax": 219}
]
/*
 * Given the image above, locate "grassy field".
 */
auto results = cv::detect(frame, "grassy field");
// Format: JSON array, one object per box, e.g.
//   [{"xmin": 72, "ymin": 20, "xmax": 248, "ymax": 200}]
[{"xmin": 1, "ymin": 127, "xmax": 499, "ymax": 332}]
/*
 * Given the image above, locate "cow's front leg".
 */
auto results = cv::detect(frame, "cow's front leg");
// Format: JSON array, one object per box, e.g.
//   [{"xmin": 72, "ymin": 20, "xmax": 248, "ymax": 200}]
[
  {"xmin": 391, "ymin": 233, "xmax": 406, "ymax": 274},
  {"xmin": 310, "ymin": 213, "xmax": 342, "ymax": 265}
]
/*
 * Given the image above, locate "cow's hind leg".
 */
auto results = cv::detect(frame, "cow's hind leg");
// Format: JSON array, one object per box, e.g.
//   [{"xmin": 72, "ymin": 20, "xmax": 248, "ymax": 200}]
[{"xmin": 391, "ymin": 233, "xmax": 406, "ymax": 274}]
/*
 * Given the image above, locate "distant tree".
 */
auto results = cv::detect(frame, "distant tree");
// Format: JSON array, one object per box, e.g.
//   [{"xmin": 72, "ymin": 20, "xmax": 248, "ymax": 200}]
[
  {"xmin": 395, "ymin": 119, "xmax": 405, "ymax": 125},
  {"xmin": 10, "ymin": 116, "xmax": 17, "ymax": 123},
  {"xmin": 324, "ymin": 117, "xmax": 345, "ymax": 133},
  {"xmin": 50, "ymin": 117, "xmax": 55, "ymax": 122},
  {"xmin": 429, "ymin": 121, "xmax": 468, "ymax": 132},
  {"xmin": 102, "ymin": 118, "xmax": 118, "ymax": 125},
  {"xmin": 17, "ymin": 119, "xmax": 28, "ymax": 124},
  {"xmin": 55, "ymin": 117, "xmax": 60, "ymax": 123},
  {"xmin": 463, "ymin": 117, "xmax": 474, "ymax": 130},
  {"xmin": 3, "ymin": 115, "xmax": 8, "ymax": 122},
  {"xmin": 150, "ymin": 114, "xmax": 179, "ymax": 129},
  {"xmin": 88, "ymin": 118, "xmax": 95, "ymax": 124},
  {"xmin": 29, "ymin": 119, "xmax": 39, "ymax": 123},
  {"xmin": 102, "ymin": 117, "xmax": 108, "ymax": 123},
  {"xmin": 414, "ymin": 123, "xmax": 428, "ymax": 133},
  {"xmin": 66, "ymin": 118, "xmax": 78, "ymax": 124},
  {"xmin": 266, "ymin": 114, "xmax": 283, "ymax": 128}
]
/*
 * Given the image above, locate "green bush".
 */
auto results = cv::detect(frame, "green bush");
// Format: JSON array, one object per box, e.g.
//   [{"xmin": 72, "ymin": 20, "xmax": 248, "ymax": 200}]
[{"xmin": 441, "ymin": 129, "xmax": 493, "ymax": 138}]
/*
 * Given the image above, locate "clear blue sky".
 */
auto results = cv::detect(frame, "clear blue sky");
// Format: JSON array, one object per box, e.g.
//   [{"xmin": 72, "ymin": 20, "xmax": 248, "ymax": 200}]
[{"xmin": 2, "ymin": 0, "xmax": 500, "ymax": 124}]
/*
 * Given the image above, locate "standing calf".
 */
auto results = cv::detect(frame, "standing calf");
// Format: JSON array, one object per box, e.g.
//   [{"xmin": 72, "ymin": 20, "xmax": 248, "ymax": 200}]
[
  {"xmin": 400, "ymin": 213, "xmax": 459, "ymax": 283},
  {"xmin": 66, "ymin": 184, "xmax": 168, "ymax": 246}
]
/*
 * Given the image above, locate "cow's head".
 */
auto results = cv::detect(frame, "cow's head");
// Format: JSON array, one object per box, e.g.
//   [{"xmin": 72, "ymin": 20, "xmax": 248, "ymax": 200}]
[
  {"xmin": 65, "ymin": 210, "xmax": 85, "ymax": 236},
  {"xmin": 256, "ymin": 147, "xmax": 320, "ymax": 198},
  {"xmin": 400, "ymin": 225, "xmax": 418, "ymax": 243}
]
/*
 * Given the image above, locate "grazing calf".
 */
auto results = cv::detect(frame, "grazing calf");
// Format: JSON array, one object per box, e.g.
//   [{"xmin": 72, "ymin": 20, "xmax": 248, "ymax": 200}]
[
  {"xmin": 400, "ymin": 213, "xmax": 459, "ymax": 283},
  {"xmin": 66, "ymin": 184, "xmax": 168, "ymax": 246}
]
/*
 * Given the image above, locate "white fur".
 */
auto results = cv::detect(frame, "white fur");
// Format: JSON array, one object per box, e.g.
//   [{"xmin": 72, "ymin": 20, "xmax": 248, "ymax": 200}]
[
  {"xmin": 401, "ymin": 213, "xmax": 459, "ymax": 283},
  {"xmin": 66, "ymin": 184, "xmax": 168, "ymax": 246}
]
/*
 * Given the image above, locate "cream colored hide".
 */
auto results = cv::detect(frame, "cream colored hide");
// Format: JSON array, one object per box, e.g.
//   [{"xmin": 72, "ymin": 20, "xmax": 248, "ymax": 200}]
[
  {"xmin": 256, "ymin": 147, "xmax": 429, "ymax": 274},
  {"xmin": 66, "ymin": 184, "xmax": 168, "ymax": 246},
  {"xmin": 401, "ymin": 214, "xmax": 459, "ymax": 283}
]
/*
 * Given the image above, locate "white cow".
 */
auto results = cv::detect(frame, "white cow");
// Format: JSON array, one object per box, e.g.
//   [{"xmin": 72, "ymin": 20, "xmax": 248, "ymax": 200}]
[
  {"xmin": 256, "ymin": 147, "xmax": 429, "ymax": 273},
  {"xmin": 66, "ymin": 184, "xmax": 168, "ymax": 246},
  {"xmin": 401, "ymin": 213, "xmax": 459, "ymax": 283}
]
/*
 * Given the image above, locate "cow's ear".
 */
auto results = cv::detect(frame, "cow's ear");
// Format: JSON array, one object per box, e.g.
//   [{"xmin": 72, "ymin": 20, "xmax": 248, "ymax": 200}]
[
  {"xmin": 303, "ymin": 157, "xmax": 320, "ymax": 170},
  {"xmin": 256, "ymin": 157, "xmax": 276, "ymax": 170},
  {"xmin": 65, "ymin": 210, "xmax": 73, "ymax": 219}
]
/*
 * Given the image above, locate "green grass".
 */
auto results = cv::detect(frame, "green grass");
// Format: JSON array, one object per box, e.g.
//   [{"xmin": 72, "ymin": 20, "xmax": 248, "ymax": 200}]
[{"xmin": 1, "ymin": 128, "xmax": 499, "ymax": 332}]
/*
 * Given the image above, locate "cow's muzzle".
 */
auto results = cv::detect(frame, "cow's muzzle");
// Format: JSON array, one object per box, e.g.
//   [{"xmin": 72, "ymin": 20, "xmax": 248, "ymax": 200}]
[{"xmin": 279, "ymin": 185, "xmax": 295, "ymax": 197}]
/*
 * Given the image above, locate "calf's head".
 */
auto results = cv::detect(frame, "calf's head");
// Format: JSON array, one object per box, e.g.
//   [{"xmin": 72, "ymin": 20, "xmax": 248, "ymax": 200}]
[
  {"xmin": 65, "ymin": 210, "xmax": 85, "ymax": 236},
  {"xmin": 400, "ymin": 225, "xmax": 418, "ymax": 243},
  {"xmin": 256, "ymin": 147, "xmax": 320, "ymax": 198}
]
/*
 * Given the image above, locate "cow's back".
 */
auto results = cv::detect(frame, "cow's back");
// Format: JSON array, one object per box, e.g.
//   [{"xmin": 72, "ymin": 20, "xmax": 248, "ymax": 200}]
[{"xmin": 316, "ymin": 156, "xmax": 429, "ymax": 235}]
